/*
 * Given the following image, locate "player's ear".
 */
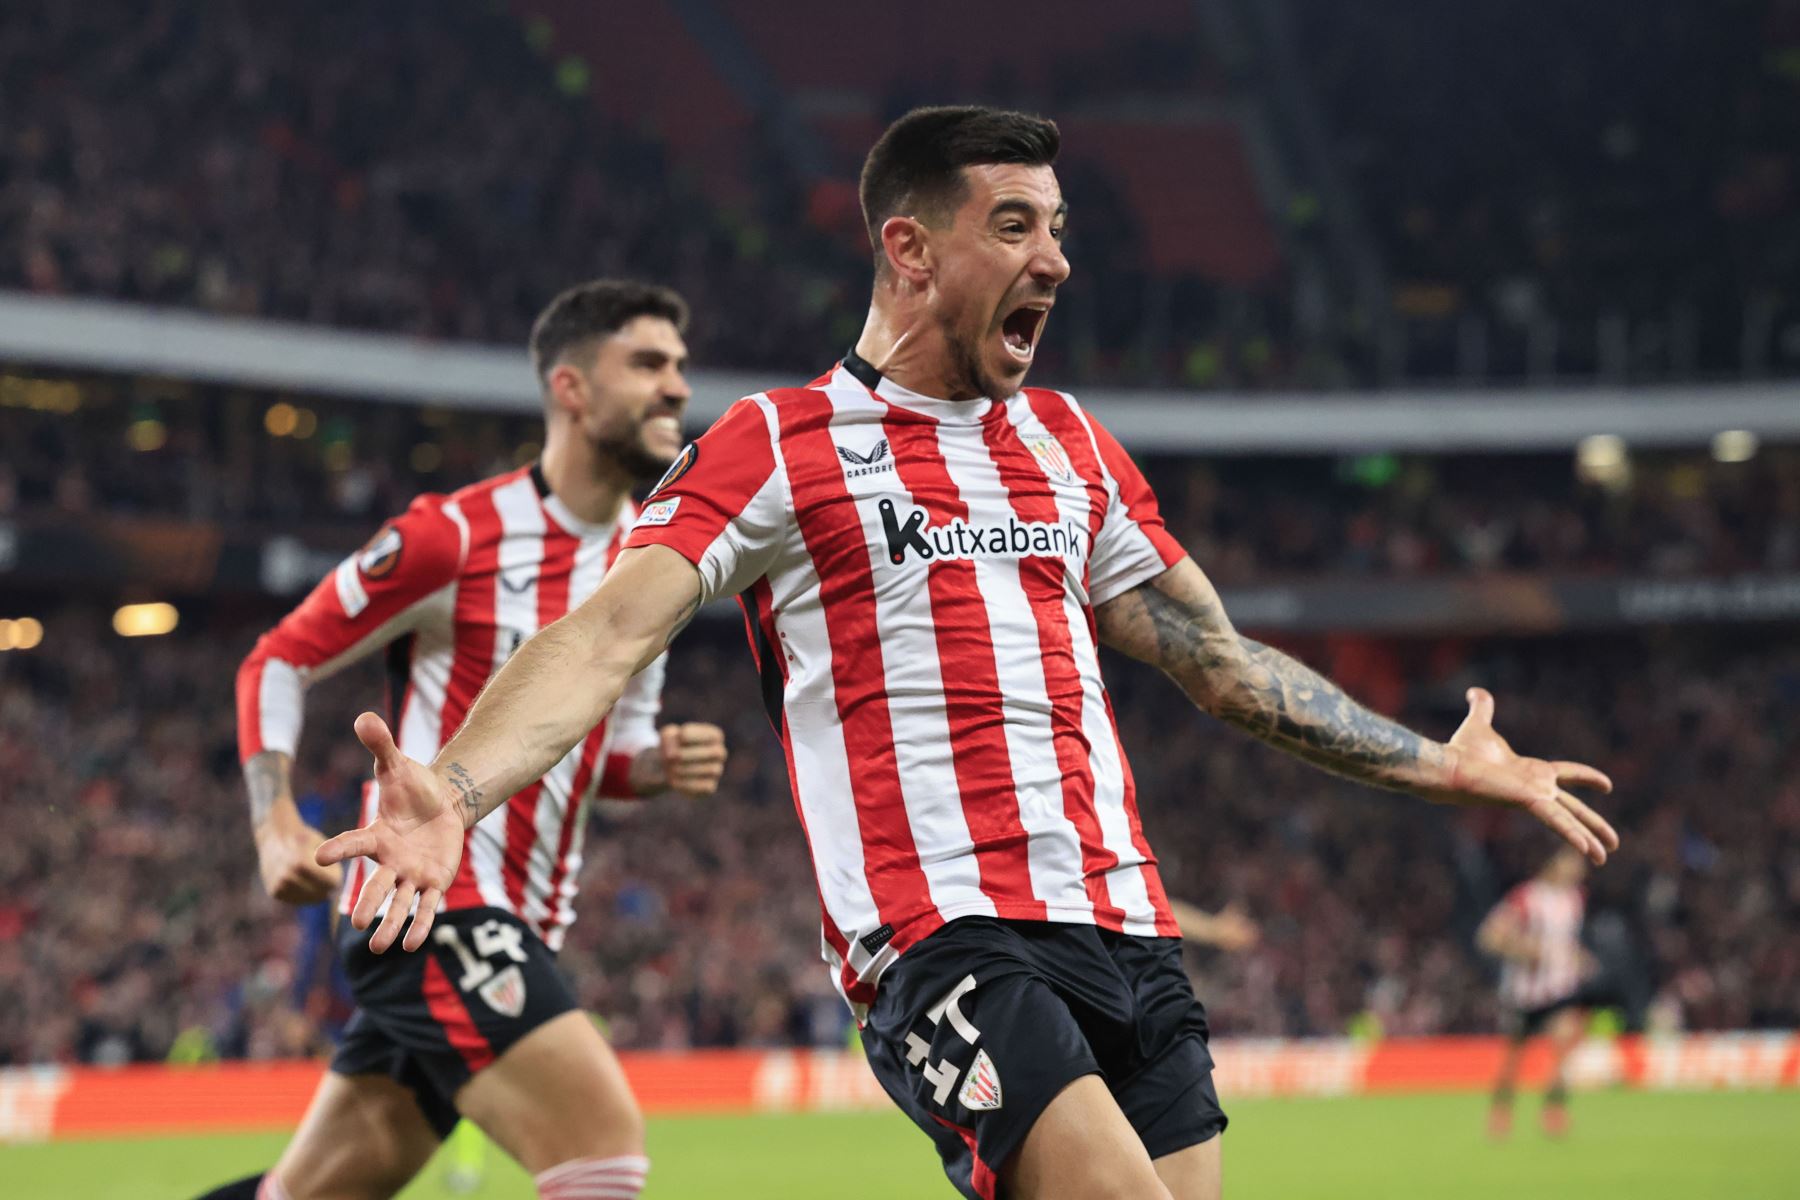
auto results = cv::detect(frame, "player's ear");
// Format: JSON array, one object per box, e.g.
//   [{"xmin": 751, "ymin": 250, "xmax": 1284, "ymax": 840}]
[
  {"xmin": 879, "ymin": 215, "xmax": 933, "ymax": 286},
  {"xmin": 544, "ymin": 363, "xmax": 589, "ymax": 422}
]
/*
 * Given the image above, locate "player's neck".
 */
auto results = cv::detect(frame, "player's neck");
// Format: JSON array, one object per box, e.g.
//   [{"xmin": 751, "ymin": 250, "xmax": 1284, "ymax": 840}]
[
  {"xmin": 853, "ymin": 304, "xmax": 982, "ymax": 402},
  {"xmin": 538, "ymin": 437, "xmax": 630, "ymax": 527}
]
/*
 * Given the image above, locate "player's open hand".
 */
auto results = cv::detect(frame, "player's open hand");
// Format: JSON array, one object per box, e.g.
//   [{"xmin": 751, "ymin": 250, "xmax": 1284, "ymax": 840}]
[
  {"xmin": 1426, "ymin": 688, "xmax": 1619, "ymax": 866},
  {"xmin": 656, "ymin": 722, "xmax": 729, "ymax": 798},
  {"xmin": 315, "ymin": 712, "xmax": 466, "ymax": 953},
  {"xmin": 255, "ymin": 815, "xmax": 342, "ymax": 906}
]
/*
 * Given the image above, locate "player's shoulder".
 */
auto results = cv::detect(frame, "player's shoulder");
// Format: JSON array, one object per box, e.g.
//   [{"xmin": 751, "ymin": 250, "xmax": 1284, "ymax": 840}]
[{"xmin": 361, "ymin": 476, "xmax": 516, "ymax": 581}]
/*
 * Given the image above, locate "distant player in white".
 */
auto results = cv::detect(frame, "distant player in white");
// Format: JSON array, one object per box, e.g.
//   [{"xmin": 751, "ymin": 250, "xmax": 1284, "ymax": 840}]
[{"xmin": 1479, "ymin": 846, "xmax": 1594, "ymax": 1138}]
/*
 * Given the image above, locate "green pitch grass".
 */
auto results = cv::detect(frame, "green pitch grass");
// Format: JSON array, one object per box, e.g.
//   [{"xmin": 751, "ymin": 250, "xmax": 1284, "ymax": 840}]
[{"xmin": 5, "ymin": 1091, "xmax": 1797, "ymax": 1199}]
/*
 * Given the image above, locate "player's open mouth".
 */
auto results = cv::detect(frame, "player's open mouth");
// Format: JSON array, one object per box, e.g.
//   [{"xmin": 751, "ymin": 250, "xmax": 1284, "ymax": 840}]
[{"xmin": 1001, "ymin": 304, "xmax": 1049, "ymax": 363}]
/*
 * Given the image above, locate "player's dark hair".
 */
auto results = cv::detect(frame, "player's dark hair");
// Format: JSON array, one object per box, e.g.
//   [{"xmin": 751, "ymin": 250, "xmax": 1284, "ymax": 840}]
[
  {"xmin": 859, "ymin": 106, "xmax": 1061, "ymax": 269},
  {"xmin": 529, "ymin": 278, "xmax": 690, "ymax": 381}
]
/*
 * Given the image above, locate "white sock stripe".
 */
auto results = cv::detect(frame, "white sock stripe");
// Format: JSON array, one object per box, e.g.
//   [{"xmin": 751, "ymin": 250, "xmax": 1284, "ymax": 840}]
[
  {"xmin": 535, "ymin": 1155, "xmax": 650, "ymax": 1182},
  {"xmin": 534, "ymin": 1154, "xmax": 651, "ymax": 1199}
]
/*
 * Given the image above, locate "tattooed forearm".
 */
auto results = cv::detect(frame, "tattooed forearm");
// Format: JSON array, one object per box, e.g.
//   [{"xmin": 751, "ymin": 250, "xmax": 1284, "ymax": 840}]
[
  {"xmin": 1097, "ymin": 562, "xmax": 1443, "ymax": 791},
  {"xmin": 1217, "ymin": 637, "xmax": 1439, "ymax": 786},
  {"xmin": 244, "ymin": 750, "xmax": 292, "ymax": 828},
  {"xmin": 443, "ymin": 761, "xmax": 484, "ymax": 824}
]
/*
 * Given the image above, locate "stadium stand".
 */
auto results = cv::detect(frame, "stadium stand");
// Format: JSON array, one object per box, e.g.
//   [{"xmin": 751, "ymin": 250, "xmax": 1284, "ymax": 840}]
[
  {"xmin": 4, "ymin": 369, "xmax": 1796, "ymax": 579},
  {"xmin": 3, "ymin": 603, "xmax": 1795, "ymax": 1066},
  {"xmin": 9, "ymin": 0, "xmax": 1792, "ymax": 386}
]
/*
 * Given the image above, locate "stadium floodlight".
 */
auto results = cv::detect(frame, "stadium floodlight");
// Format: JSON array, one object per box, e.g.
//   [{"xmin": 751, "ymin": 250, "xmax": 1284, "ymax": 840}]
[
  {"xmin": 1711, "ymin": 430, "xmax": 1759, "ymax": 464},
  {"xmin": 0, "ymin": 617, "xmax": 43, "ymax": 651},
  {"xmin": 1576, "ymin": 434, "xmax": 1630, "ymax": 489},
  {"xmin": 113, "ymin": 602, "xmax": 180, "ymax": 638},
  {"xmin": 264, "ymin": 402, "xmax": 299, "ymax": 436}
]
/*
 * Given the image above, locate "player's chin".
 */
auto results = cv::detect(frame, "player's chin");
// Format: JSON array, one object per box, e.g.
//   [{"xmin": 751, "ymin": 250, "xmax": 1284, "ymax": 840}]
[{"xmin": 985, "ymin": 338, "xmax": 1034, "ymax": 395}]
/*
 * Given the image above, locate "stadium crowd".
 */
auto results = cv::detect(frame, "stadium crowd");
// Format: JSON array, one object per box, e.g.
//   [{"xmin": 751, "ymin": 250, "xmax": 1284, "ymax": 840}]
[
  {"xmin": 4, "ymin": 0, "xmax": 1796, "ymax": 384},
  {"xmin": 4, "ymin": 377, "xmax": 1798, "ymax": 582},
  {"xmin": 2, "ymin": 609, "xmax": 1793, "ymax": 1066},
  {"xmin": 1291, "ymin": 0, "xmax": 1800, "ymax": 380}
]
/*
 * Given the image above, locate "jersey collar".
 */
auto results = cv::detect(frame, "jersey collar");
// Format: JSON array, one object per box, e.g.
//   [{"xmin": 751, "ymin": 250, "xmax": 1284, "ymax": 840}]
[
  {"xmin": 528, "ymin": 461, "xmax": 619, "ymax": 539},
  {"xmin": 840, "ymin": 348, "xmax": 1001, "ymax": 425}
]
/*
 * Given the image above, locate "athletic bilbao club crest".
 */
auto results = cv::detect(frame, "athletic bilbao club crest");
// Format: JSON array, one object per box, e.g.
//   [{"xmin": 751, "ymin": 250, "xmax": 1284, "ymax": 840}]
[
  {"xmin": 1022, "ymin": 433, "xmax": 1076, "ymax": 485},
  {"xmin": 477, "ymin": 965, "xmax": 528, "ymax": 1018},
  {"xmin": 958, "ymin": 1049, "xmax": 1003, "ymax": 1111}
]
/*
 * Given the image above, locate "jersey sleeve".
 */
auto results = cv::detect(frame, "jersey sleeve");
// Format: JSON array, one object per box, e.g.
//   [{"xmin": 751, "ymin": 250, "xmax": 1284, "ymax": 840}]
[
  {"xmin": 596, "ymin": 651, "xmax": 667, "ymax": 798},
  {"xmin": 1080, "ymin": 409, "xmax": 1187, "ymax": 606},
  {"xmin": 236, "ymin": 494, "xmax": 466, "ymax": 762},
  {"xmin": 623, "ymin": 396, "xmax": 787, "ymax": 603}
]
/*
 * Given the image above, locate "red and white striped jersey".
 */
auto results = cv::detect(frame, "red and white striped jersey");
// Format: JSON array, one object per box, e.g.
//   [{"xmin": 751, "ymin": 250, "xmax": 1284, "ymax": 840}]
[
  {"xmin": 1493, "ymin": 879, "xmax": 1586, "ymax": 1010},
  {"xmin": 625, "ymin": 352, "xmax": 1185, "ymax": 1012},
  {"xmin": 238, "ymin": 464, "xmax": 663, "ymax": 951}
]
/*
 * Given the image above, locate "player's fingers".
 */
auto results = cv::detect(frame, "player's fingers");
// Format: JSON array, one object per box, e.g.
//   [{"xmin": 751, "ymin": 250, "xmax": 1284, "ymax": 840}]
[
  {"xmin": 352, "ymin": 865, "xmax": 395, "ymax": 930},
  {"xmin": 1557, "ymin": 788, "xmax": 1621, "ymax": 853},
  {"xmin": 678, "ymin": 723, "xmax": 725, "ymax": 747},
  {"xmin": 404, "ymin": 889, "xmax": 443, "ymax": 952},
  {"xmin": 1553, "ymin": 761, "xmax": 1613, "ymax": 795},
  {"xmin": 1528, "ymin": 794, "xmax": 1605, "ymax": 866},
  {"xmin": 674, "ymin": 744, "xmax": 729, "ymax": 769},
  {"xmin": 672, "ymin": 763, "xmax": 725, "ymax": 789},
  {"xmin": 660, "ymin": 724, "xmax": 683, "ymax": 758},
  {"xmin": 354, "ymin": 711, "xmax": 402, "ymax": 772},
  {"xmin": 370, "ymin": 881, "xmax": 415, "ymax": 954},
  {"xmin": 316, "ymin": 828, "xmax": 375, "ymax": 867},
  {"xmin": 1464, "ymin": 687, "xmax": 1496, "ymax": 728}
]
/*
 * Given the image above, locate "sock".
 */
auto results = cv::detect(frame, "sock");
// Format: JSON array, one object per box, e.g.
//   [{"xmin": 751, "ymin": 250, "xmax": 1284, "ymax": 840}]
[{"xmin": 535, "ymin": 1154, "xmax": 650, "ymax": 1199}]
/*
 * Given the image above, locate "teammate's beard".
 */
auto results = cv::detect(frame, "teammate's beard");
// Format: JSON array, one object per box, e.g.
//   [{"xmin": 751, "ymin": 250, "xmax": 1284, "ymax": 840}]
[{"xmin": 592, "ymin": 423, "xmax": 674, "ymax": 484}]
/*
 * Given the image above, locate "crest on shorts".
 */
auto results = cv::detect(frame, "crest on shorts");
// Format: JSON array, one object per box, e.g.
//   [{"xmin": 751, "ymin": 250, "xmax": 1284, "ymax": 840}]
[
  {"xmin": 477, "ymin": 965, "xmax": 528, "ymax": 1018},
  {"xmin": 1022, "ymin": 434, "xmax": 1076, "ymax": 485},
  {"xmin": 958, "ymin": 1049, "xmax": 1003, "ymax": 1111}
]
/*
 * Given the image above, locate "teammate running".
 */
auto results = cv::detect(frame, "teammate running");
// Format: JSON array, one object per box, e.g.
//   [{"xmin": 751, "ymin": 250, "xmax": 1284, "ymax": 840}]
[
  {"xmin": 314, "ymin": 108, "xmax": 1617, "ymax": 1200},
  {"xmin": 195, "ymin": 280, "xmax": 728, "ymax": 1200},
  {"xmin": 1479, "ymin": 846, "xmax": 1595, "ymax": 1138}
]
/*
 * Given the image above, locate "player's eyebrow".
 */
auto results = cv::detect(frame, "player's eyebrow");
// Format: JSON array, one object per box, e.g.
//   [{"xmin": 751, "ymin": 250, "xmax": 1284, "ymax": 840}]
[
  {"xmin": 989, "ymin": 198, "xmax": 1069, "ymax": 224},
  {"xmin": 629, "ymin": 347, "xmax": 685, "ymax": 370}
]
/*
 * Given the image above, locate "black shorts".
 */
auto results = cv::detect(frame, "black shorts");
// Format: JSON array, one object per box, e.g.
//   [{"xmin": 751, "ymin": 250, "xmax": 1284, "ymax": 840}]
[
  {"xmin": 331, "ymin": 906, "xmax": 578, "ymax": 1136},
  {"xmin": 861, "ymin": 917, "xmax": 1227, "ymax": 1200},
  {"xmin": 1502, "ymin": 991, "xmax": 1586, "ymax": 1040}
]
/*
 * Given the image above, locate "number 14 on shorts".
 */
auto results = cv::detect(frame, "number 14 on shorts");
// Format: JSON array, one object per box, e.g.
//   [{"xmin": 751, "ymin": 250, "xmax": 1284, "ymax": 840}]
[
  {"xmin": 905, "ymin": 974, "xmax": 1004, "ymax": 1112},
  {"xmin": 434, "ymin": 921, "xmax": 531, "ymax": 1017}
]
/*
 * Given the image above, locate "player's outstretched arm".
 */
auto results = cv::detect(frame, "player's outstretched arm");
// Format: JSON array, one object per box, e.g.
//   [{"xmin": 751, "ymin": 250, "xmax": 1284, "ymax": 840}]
[
  {"xmin": 316, "ymin": 545, "xmax": 705, "ymax": 951},
  {"xmin": 1095, "ymin": 558, "xmax": 1619, "ymax": 865}
]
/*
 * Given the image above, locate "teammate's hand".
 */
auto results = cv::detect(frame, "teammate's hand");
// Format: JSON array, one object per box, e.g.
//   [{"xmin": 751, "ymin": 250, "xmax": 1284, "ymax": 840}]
[
  {"xmin": 315, "ymin": 712, "xmax": 467, "ymax": 954},
  {"xmin": 1424, "ymin": 688, "xmax": 1619, "ymax": 866},
  {"xmin": 255, "ymin": 814, "xmax": 342, "ymax": 905},
  {"xmin": 654, "ymin": 722, "xmax": 728, "ymax": 798},
  {"xmin": 1204, "ymin": 904, "xmax": 1261, "ymax": 953}
]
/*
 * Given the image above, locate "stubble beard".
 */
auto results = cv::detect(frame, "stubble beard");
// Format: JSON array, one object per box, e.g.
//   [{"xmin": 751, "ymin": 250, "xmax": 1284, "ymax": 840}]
[{"xmin": 593, "ymin": 423, "xmax": 674, "ymax": 484}]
